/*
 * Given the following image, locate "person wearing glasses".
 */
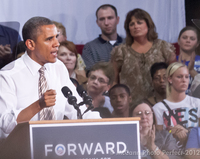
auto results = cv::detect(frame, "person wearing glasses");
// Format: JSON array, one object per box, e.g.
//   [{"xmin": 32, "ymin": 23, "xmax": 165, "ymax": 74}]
[
  {"xmin": 153, "ymin": 62, "xmax": 200, "ymax": 147},
  {"xmin": 132, "ymin": 101, "xmax": 182, "ymax": 159},
  {"xmin": 86, "ymin": 62, "xmax": 114, "ymax": 114},
  {"xmin": 147, "ymin": 62, "xmax": 168, "ymax": 107}
]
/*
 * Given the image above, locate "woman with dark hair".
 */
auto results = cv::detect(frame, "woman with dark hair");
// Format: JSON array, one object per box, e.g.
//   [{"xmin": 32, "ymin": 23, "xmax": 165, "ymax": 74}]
[
  {"xmin": 58, "ymin": 40, "xmax": 87, "ymax": 87},
  {"xmin": 111, "ymin": 8, "xmax": 176, "ymax": 108},
  {"xmin": 132, "ymin": 101, "xmax": 182, "ymax": 159},
  {"xmin": 177, "ymin": 26, "xmax": 200, "ymax": 94}
]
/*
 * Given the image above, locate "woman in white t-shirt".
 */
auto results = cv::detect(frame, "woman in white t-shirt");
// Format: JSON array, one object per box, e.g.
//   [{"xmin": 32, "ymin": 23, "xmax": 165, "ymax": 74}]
[{"xmin": 153, "ymin": 62, "xmax": 200, "ymax": 145}]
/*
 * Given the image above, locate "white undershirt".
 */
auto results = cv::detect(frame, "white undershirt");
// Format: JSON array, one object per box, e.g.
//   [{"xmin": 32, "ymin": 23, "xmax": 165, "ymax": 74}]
[{"xmin": 109, "ymin": 40, "xmax": 116, "ymax": 45}]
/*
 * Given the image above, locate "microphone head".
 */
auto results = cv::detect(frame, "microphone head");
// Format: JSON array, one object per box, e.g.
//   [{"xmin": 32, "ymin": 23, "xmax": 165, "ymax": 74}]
[
  {"xmin": 61, "ymin": 86, "xmax": 72, "ymax": 98},
  {"xmin": 76, "ymin": 85, "xmax": 86, "ymax": 97}
]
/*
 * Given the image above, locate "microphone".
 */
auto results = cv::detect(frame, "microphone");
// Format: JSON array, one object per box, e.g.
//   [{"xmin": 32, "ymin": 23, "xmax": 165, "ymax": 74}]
[
  {"xmin": 61, "ymin": 86, "xmax": 82, "ymax": 119},
  {"xmin": 61, "ymin": 86, "xmax": 79, "ymax": 109},
  {"xmin": 76, "ymin": 85, "xmax": 94, "ymax": 113}
]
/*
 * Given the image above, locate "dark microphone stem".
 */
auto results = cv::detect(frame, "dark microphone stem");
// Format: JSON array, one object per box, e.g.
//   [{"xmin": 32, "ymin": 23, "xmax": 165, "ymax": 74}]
[
  {"xmin": 68, "ymin": 96, "xmax": 82, "ymax": 119},
  {"xmin": 61, "ymin": 86, "xmax": 83, "ymax": 119}
]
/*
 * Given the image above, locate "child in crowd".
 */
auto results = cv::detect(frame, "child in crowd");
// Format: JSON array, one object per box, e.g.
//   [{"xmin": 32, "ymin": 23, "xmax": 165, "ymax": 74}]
[{"xmin": 109, "ymin": 84, "xmax": 132, "ymax": 117}]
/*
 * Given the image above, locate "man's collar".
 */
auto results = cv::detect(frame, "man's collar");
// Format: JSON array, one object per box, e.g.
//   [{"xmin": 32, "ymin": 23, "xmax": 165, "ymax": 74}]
[
  {"xmin": 23, "ymin": 52, "xmax": 55, "ymax": 75},
  {"xmin": 98, "ymin": 34, "xmax": 123, "ymax": 44},
  {"xmin": 23, "ymin": 52, "xmax": 43, "ymax": 76}
]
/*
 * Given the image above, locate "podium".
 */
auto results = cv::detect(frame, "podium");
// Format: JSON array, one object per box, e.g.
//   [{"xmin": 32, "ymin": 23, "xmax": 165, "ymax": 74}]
[{"xmin": 0, "ymin": 117, "xmax": 141, "ymax": 159}]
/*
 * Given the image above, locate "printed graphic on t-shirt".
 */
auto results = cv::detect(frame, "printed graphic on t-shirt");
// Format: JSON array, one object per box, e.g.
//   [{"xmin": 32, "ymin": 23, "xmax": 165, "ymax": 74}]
[{"xmin": 163, "ymin": 107, "xmax": 199, "ymax": 130}]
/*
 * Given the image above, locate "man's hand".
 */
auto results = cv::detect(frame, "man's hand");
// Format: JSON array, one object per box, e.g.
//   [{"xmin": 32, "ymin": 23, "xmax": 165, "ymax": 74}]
[
  {"xmin": 17, "ymin": 90, "xmax": 56, "ymax": 123},
  {"xmin": 0, "ymin": 44, "xmax": 12, "ymax": 58},
  {"xmin": 39, "ymin": 89, "xmax": 56, "ymax": 109}
]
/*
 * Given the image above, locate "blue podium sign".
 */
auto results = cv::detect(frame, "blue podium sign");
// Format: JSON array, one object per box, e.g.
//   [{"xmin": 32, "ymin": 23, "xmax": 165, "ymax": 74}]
[{"xmin": 29, "ymin": 119, "xmax": 140, "ymax": 159}]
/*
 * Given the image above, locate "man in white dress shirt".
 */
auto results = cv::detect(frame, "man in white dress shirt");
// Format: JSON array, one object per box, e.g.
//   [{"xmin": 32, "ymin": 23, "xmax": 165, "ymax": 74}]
[{"xmin": 0, "ymin": 17, "xmax": 100, "ymax": 142}]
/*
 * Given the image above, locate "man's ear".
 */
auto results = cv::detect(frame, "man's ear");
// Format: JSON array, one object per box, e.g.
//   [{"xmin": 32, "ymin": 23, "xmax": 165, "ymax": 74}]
[
  {"xmin": 116, "ymin": 16, "xmax": 120, "ymax": 25},
  {"xmin": 25, "ymin": 39, "xmax": 35, "ymax": 51},
  {"xmin": 96, "ymin": 19, "xmax": 100, "ymax": 27}
]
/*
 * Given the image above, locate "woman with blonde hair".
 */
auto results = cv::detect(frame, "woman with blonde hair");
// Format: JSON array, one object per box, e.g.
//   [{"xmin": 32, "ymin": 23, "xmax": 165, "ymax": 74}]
[
  {"xmin": 153, "ymin": 62, "xmax": 200, "ymax": 146},
  {"xmin": 111, "ymin": 8, "xmax": 176, "ymax": 108}
]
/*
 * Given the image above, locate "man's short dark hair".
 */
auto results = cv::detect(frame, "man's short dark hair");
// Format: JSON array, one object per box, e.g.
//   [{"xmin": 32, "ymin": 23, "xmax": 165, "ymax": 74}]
[
  {"xmin": 22, "ymin": 16, "xmax": 53, "ymax": 42},
  {"xmin": 150, "ymin": 62, "xmax": 168, "ymax": 79},
  {"xmin": 109, "ymin": 84, "xmax": 130, "ymax": 96},
  {"xmin": 96, "ymin": 4, "xmax": 118, "ymax": 18}
]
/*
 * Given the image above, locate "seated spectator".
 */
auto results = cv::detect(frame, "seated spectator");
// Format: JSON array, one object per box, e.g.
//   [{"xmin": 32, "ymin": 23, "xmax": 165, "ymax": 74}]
[
  {"xmin": 58, "ymin": 40, "xmax": 87, "ymax": 88},
  {"xmin": 13, "ymin": 41, "xmax": 26, "ymax": 59},
  {"xmin": 0, "ymin": 24, "xmax": 21, "ymax": 52},
  {"xmin": 87, "ymin": 62, "xmax": 114, "ymax": 113},
  {"xmin": 147, "ymin": 62, "xmax": 168, "ymax": 106},
  {"xmin": 132, "ymin": 101, "xmax": 182, "ymax": 159},
  {"xmin": 153, "ymin": 62, "xmax": 200, "ymax": 146},
  {"xmin": 109, "ymin": 84, "xmax": 131, "ymax": 117},
  {"xmin": 0, "ymin": 24, "xmax": 21, "ymax": 68},
  {"xmin": 0, "ymin": 44, "xmax": 12, "ymax": 68},
  {"xmin": 185, "ymin": 127, "xmax": 200, "ymax": 159},
  {"xmin": 177, "ymin": 26, "xmax": 200, "ymax": 94},
  {"xmin": 53, "ymin": 20, "xmax": 86, "ymax": 70}
]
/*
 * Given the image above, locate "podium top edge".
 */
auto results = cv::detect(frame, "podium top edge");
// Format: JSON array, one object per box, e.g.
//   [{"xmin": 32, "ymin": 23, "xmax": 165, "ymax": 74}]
[{"xmin": 27, "ymin": 117, "xmax": 140, "ymax": 125}]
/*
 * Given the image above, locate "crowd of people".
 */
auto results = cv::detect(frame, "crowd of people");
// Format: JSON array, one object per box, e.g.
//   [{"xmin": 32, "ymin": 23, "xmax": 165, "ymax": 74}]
[{"xmin": 1, "ymin": 3, "xmax": 200, "ymax": 159}]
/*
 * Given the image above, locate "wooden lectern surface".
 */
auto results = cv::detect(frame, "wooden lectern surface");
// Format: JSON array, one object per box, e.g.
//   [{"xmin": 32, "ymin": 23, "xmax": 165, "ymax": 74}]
[{"xmin": 29, "ymin": 117, "xmax": 141, "ymax": 124}]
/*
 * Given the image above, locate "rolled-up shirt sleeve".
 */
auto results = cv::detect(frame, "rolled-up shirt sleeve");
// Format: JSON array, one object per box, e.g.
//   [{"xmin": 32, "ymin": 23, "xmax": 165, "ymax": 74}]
[{"xmin": 0, "ymin": 73, "xmax": 20, "ymax": 136}]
